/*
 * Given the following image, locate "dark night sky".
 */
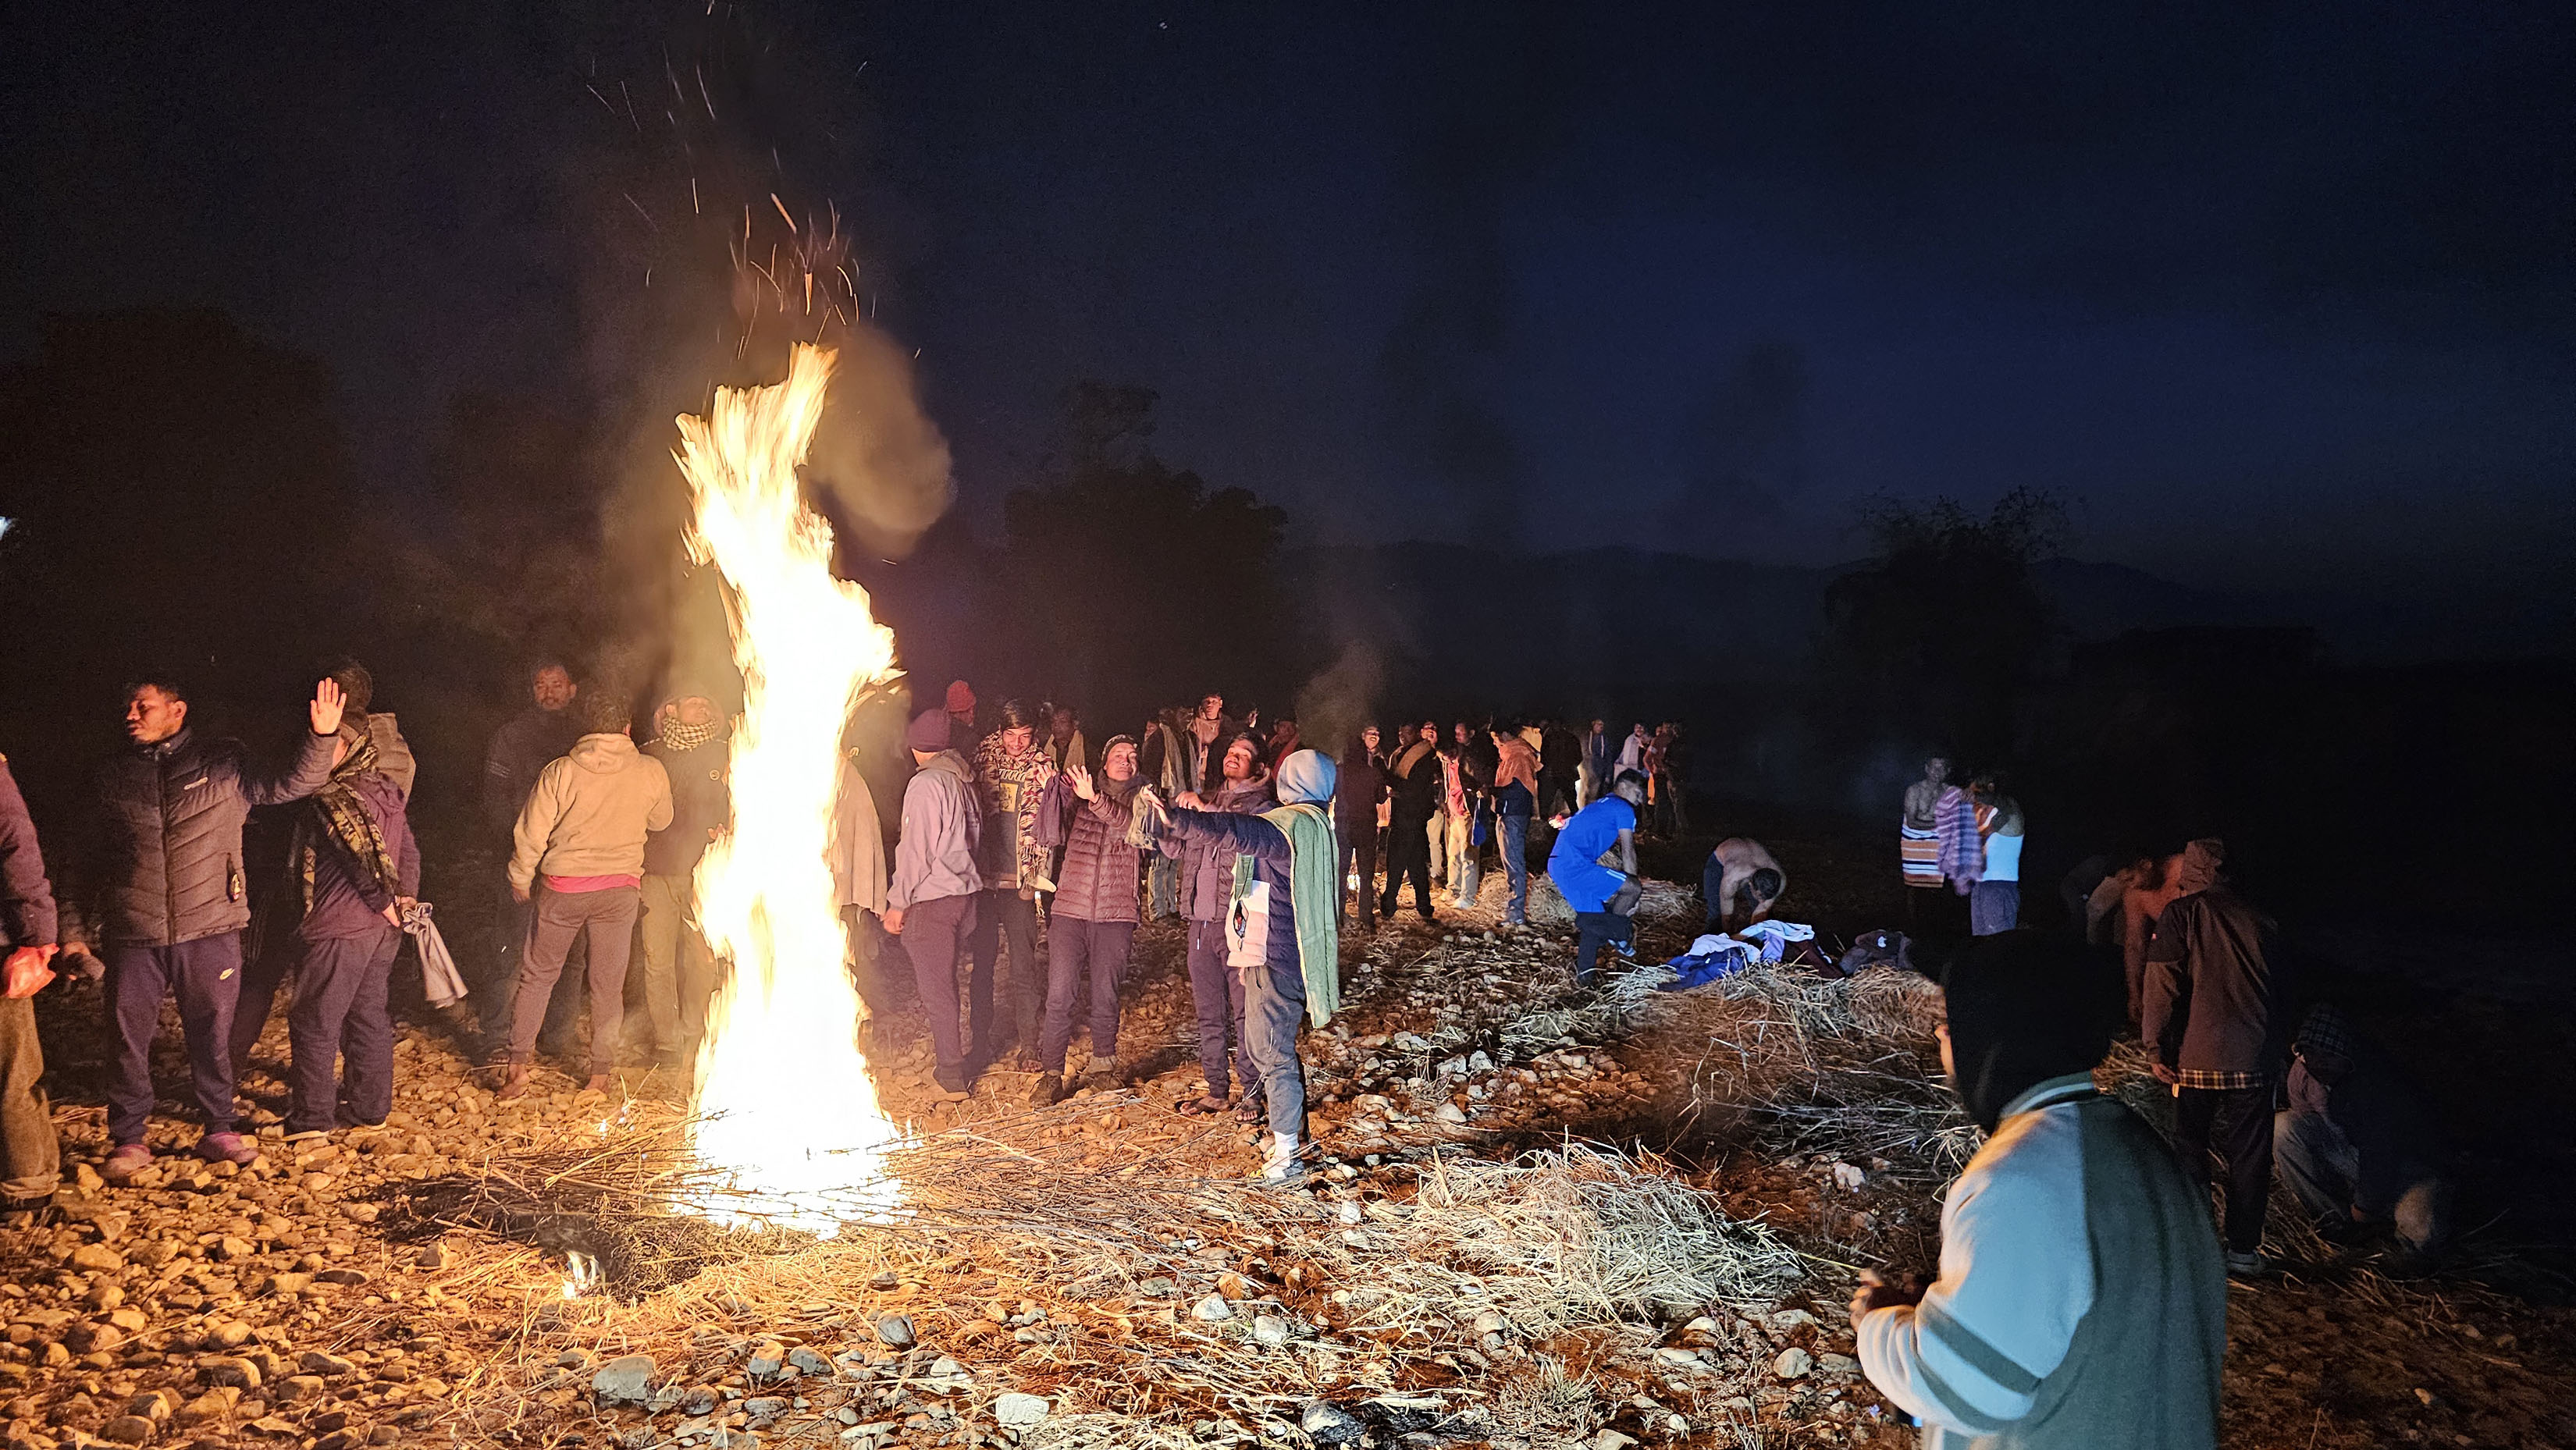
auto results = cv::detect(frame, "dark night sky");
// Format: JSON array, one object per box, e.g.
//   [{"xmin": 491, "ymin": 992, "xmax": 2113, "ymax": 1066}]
[{"xmin": 5, "ymin": 2, "xmax": 2570, "ymax": 631}]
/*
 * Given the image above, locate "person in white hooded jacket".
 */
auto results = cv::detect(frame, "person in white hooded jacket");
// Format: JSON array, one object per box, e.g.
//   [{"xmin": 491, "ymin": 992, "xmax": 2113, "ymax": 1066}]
[
  {"xmin": 501, "ymin": 690, "xmax": 672, "ymax": 1096},
  {"xmin": 1854, "ymin": 931, "xmax": 2224, "ymax": 1450}
]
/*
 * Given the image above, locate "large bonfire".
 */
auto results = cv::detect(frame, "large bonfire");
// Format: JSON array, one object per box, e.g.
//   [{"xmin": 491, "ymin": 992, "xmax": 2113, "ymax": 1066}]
[{"xmin": 674, "ymin": 343, "xmax": 904, "ymax": 1232}]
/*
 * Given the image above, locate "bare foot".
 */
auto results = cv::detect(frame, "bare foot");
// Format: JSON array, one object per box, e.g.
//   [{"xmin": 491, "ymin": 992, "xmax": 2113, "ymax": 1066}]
[
  {"xmin": 583, "ymin": 1073, "xmax": 612, "ymax": 1093},
  {"xmin": 495, "ymin": 1068, "xmax": 531, "ymax": 1101}
]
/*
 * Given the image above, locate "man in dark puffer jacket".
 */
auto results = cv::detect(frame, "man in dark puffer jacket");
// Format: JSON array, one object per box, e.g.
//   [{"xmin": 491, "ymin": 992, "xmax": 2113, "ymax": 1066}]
[{"xmin": 63, "ymin": 675, "xmax": 343, "ymax": 1180}]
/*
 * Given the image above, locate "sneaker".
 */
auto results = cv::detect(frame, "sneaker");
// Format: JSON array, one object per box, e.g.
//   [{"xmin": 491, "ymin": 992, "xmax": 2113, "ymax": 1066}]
[
  {"xmin": 195, "ymin": 1132, "xmax": 259, "ymax": 1167},
  {"xmin": 281, "ymin": 1128, "xmax": 332, "ymax": 1146},
  {"xmin": 2223, "ymin": 1249, "xmax": 2271, "ymax": 1278},
  {"xmin": 1028, "ymin": 1073, "xmax": 1064, "ymax": 1107},
  {"xmin": 1081, "ymin": 1056, "xmax": 1119, "ymax": 1091},
  {"xmin": 933, "ymin": 1064, "xmax": 970, "ymax": 1095},
  {"xmin": 101, "ymin": 1143, "xmax": 155, "ymax": 1184},
  {"xmin": 1257, "ymin": 1138, "xmax": 1310, "ymax": 1188}
]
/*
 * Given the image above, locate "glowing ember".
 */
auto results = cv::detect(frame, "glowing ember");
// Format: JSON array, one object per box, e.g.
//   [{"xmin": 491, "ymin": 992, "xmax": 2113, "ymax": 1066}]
[{"xmin": 676, "ymin": 343, "xmax": 904, "ymax": 1233}]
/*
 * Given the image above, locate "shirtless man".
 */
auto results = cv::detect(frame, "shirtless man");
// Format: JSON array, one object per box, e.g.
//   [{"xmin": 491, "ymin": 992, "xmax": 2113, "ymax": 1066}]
[
  {"xmin": 1898, "ymin": 756, "xmax": 1950, "ymax": 911},
  {"xmin": 1703, "ymin": 837, "xmax": 1786, "ymax": 933}
]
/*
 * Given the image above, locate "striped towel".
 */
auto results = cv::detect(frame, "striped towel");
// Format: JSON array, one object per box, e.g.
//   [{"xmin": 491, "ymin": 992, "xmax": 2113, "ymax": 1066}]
[
  {"xmin": 1900, "ymin": 823, "xmax": 1942, "ymax": 886},
  {"xmin": 1935, "ymin": 786, "xmax": 1984, "ymax": 895}
]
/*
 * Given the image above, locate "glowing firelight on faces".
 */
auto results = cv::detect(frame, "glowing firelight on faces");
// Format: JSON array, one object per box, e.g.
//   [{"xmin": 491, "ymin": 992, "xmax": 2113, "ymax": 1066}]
[{"xmin": 675, "ymin": 343, "xmax": 904, "ymax": 1234}]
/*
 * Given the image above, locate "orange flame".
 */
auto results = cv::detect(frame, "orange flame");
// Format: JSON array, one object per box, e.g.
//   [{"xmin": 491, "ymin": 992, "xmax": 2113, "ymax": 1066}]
[{"xmin": 675, "ymin": 343, "xmax": 903, "ymax": 1232}]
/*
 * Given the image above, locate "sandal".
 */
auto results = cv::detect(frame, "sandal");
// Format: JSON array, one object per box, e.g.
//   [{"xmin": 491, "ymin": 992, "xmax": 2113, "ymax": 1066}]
[
  {"xmin": 1175, "ymin": 1094, "xmax": 1231, "ymax": 1118},
  {"xmin": 1233, "ymin": 1096, "xmax": 1268, "ymax": 1124}
]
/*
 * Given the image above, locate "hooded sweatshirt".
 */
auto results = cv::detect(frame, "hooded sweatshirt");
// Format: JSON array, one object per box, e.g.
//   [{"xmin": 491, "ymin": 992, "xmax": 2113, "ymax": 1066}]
[
  {"xmin": 1859, "ymin": 933, "xmax": 2223, "ymax": 1450},
  {"xmin": 890, "ymin": 750, "xmax": 980, "ymax": 911},
  {"xmin": 507, "ymin": 734, "xmax": 675, "ymax": 894}
]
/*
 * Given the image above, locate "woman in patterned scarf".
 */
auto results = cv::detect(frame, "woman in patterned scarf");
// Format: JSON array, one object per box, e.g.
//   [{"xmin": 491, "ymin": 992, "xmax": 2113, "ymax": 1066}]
[{"xmin": 968, "ymin": 699, "xmax": 1058, "ymax": 1068}]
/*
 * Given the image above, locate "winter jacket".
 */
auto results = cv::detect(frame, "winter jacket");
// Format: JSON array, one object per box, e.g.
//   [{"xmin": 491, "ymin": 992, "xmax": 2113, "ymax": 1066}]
[
  {"xmin": 301, "ymin": 771, "xmax": 421, "ymax": 942},
  {"xmin": 482, "ymin": 706, "xmax": 582, "ymax": 835},
  {"xmin": 365, "ymin": 714, "xmax": 417, "ymax": 801},
  {"xmin": 0, "ymin": 756, "xmax": 58, "ymax": 951},
  {"xmin": 642, "ymin": 735, "xmax": 730, "ymax": 878},
  {"xmin": 1333, "ymin": 752, "xmax": 1387, "ymax": 831},
  {"xmin": 1164, "ymin": 806, "xmax": 1303, "ymax": 972},
  {"xmin": 1051, "ymin": 786, "xmax": 1141, "ymax": 924},
  {"xmin": 1165, "ymin": 774, "xmax": 1273, "ymax": 922},
  {"xmin": 890, "ymin": 750, "xmax": 980, "ymax": 911},
  {"xmin": 74, "ymin": 726, "xmax": 337, "ymax": 948},
  {"xmin": 507, "ymin": 734, "xmax": 674, "ymax": 893},
  {"xmin": 2142, "ymin": 881, "xmax": 2283, "ymax": 1078},
  {"xmin": 1385, "ymin": 743, "xmax": 1442, "ymax": 826}
]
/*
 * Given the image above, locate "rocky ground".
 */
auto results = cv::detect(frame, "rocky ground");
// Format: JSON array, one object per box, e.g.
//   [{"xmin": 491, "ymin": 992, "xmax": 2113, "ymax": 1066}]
[{"xmin": 5, "ymin": 826, "xmax": 2571, "ymax": 1450}]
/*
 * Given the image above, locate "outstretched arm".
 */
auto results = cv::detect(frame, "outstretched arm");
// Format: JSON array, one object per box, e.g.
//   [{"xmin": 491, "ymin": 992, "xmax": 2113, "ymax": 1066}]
[{"xmin": 240, "ymin": 680, "xmax": 345, "ymax": 806}]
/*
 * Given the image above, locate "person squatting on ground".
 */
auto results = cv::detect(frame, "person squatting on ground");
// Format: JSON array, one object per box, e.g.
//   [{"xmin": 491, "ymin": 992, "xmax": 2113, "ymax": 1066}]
[
  {"xmin": 1489, "ymin": 723, "xmax": 1539, "ymax": 925},
  {"xmin": 478, "ymin": 659, "xmax": 585, "ymax": 1061},
  {"xmin": 2142, "ymin": 837, "xmax": 2286, "ymax": 1275},
  {"xmin": 1030, "ymin": 736, "xmax": 1147, "ymax": 1107},
  {"xmin": 1702, "ymin": 836, "xmax": 1785, "ymax": 934},
  {"xmin": 64, "ymin": 677, "xmax": 344, "ymax": 1178},
  {"xmin": 1970, "ymin": 773, "xmax": 2026, "ymax": 936},
  {"xmin": 265, "ymin": 717, "xmax": 418, "ymax": 1142},
  {"xmin": 640, "ymin": 691, "xmax": 728, "ymax": 1070},
  {"xmin": 1550, "ymin": 772, "xmax": 1646, "ymax": 985},
  {"xmin": 1333, "ymin": 730, "xmax": 1386, "ymax": 930},
  {"xmin": 1855, "ymin": 930, "xmax": 2224, "ymax": 1450},
  {"xmin": 885, "ymin": 709, "xmax": 983, "ymax": 1093},
  {"xmin": 1156, "ymin": 749, "xmax": 1342, "ymax": 1185},
  {"xmin": 0, "ymin": 752, "xmax": 62, "ymax": 1211},
  {"xmin": 967, "ymin": 699, "xmax": 1055, "ymax": 1069},
  {"xmin": 500, "ymin": 689, "xmax": 672, "ymax": 1098},
  {"xmin": 1381, "ymin": 723, "xmax": 1441, "ymax": 921},
  {"xmin": 1164, "ymin": 737, "xmax": 1274, "ymax": 1117},
  {"xmin": 2274, "ymin": 1003, "xmax": 2452, "ymax": 1266}
]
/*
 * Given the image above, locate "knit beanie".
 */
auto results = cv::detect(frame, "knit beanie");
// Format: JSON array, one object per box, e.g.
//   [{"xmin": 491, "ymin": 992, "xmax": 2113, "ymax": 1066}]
[
  {"xmin": 906, "ymin": 709, "xmax": 953, "ymax": 754},
  {"xmin": 945, "ymin": 680, "xmax": 977, "ymax": 714}
]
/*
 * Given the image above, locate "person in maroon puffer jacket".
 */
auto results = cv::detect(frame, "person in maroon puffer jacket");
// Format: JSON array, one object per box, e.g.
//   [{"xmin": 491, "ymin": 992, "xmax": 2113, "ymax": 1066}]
[{"xmin": 1030, "ymin": 735, "xmax": 1147, "ymax": 1106}]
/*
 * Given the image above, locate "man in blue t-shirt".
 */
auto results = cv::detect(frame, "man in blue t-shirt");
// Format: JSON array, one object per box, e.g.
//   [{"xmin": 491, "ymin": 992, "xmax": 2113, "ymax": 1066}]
[{"xmin": 1548, "ymin": 770, "xmax": 1647, "ymax": 983}]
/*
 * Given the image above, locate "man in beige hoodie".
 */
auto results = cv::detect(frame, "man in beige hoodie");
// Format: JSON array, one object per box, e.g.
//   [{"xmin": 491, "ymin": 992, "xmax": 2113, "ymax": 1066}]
[{"xmin": 501, "ymin": 690, "xmax": 673, "ymax": 1095}]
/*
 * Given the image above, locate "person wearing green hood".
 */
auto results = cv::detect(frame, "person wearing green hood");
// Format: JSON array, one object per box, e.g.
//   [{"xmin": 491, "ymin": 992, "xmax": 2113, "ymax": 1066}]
[{"xmin": 1155, "ymin": 748, "xmax": 1341, "ymax": 1185}]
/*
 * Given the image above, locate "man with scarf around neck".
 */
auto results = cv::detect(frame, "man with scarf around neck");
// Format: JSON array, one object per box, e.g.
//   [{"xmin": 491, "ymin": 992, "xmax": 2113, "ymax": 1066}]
[
  {"xmin": 967, "ymin": 700, "xmax": 1056, "ymax": 1070},
  {"xmin": 1162, "ymin": 736, "xmax": 1273, "ymax": 1117},
  {"xmin": 1855, "ymin": 932, "xmax": 2223, "ymax": 1450},
  {"xmin": 2143, "ymin": 837, "xmax": 2286, "ymax": 1275},
  {"xmin": 1030, "ymin": 736, "xmax": 1146, "ymax": 1106},
  {"xmin": 641, "ymin": 692, "xmax": 729, "ymax": 1071},
  {"xmin": 1489, "ymin": 722, "xmax": 1541, "ymax": 926},
  {"xmin": 1380, "ymin": 723, "xmax": 1442, "ymax": 922},
  {"xmin": 1156, "ymin": 748, "xmax": 1342, "ymax": 1185},
  {"xmin": 61, "ymin": 675, "xmax": 345, "ymax": 1178},
  {"xmin": 269, "ymin": 720, "xmax": 418, "ymax": 1140}
]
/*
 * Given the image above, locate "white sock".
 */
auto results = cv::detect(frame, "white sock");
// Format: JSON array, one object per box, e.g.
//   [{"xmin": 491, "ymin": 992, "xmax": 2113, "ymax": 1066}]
[{"xmin": 1269, "ymin": 1132, "xmax": 1300, "ymax": 1162}]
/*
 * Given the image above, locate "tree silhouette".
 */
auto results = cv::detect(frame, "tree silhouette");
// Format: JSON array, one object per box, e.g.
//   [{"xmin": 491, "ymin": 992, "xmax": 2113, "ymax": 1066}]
[{"xmin": 1819, "ymin": 487, "xmax": 2068, "ymax": 763}]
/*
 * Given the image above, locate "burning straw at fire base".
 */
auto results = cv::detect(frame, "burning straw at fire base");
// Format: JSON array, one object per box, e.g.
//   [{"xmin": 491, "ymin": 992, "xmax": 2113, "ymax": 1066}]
[{"xmin": 379, "ymin": 1097, "xmax": 1801, "ymax": 1447}]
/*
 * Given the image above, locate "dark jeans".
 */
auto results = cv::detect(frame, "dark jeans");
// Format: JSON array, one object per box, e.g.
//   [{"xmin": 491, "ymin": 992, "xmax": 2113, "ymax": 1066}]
[
  {"xmin": 510, "ymin": 885, "xmax": 641, "ymax": 1074},
  {"xmin": 1496, "ymin": 813, "xmax": 1530, "ymax": 923},
  {"xmin": 285, "ymin": 926, "xmax": 398, "ymax": 1133},
  {"xmin": 1242, "ymin": 954, "xmax": 1308, "ymax": 1139},
  {"xmin": 1039, "ymin": 917, "xmax": 1135, "ymax": 1075},
  {"xmin": 967, "ymin": 890, "xmax": 1042, "ymax": 1055},
  {"xmin": 2176, "ymin": 1083, "xmax": 2275, "ymax": 1254},
  {"xmin": 896, "ymin": 891, "xmax": 981, "ymax": 1073},
  {"xmin": 105, "ymin": 933, "xmax": 244, "ymax": 1143},
  {"xmin": 1539, "ymin": 769, "xmax": 1578, "ymax": 821},
  {"xmin": 1337, "ymin": 821, "xmax": 1377, "ymax": 928},
  {"xmin": 481, "ymin": 880, "xmax": 582, "ymax": 1059},
  {"xmin": 0, "ymin": 997, "xmax": 58, "ymax": 1197},
  {"xmin": 1572, "ymin": 911, "xmax": 1633, "ymax": 984},
  {"xmin": 1380, "ymin": 812, "xmax": 1435, "ymax": 919},
  {"xmin": 1185, "ymin": 917, "xmax": 1249, "ymax": 1098}
]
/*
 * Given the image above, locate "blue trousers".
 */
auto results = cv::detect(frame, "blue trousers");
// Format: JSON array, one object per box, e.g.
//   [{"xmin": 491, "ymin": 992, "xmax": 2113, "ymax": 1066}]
[
  {"xmin": 1039, "ymin": 918, "xmax": 1134, "ymax": 1075},
  {"xmin": 1242, "ymin": 954, "xmax": 1308, "ymax": 1139},
  {"xmin": 1497, "ymin": 814, "xmax": 1530, "ymax": 923},
  {"xmin": 105, "ymin": 933, "xmax": 244, "ymax": 1144},
  {"xmin": 286, "ymin": 926, "xmax": 399, "ymax": 1134}
]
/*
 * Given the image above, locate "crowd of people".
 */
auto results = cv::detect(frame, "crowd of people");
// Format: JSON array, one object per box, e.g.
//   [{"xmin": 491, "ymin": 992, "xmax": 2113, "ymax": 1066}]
[{"xmin": 0, "ymin": 667, "xmax": 2461, "ymax": 1445}]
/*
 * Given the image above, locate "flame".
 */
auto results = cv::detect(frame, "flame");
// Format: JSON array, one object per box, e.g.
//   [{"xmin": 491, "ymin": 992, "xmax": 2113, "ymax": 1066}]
[{"xmin": 676, "ymin": 343, "xmax": 904, "ymax": 1233}]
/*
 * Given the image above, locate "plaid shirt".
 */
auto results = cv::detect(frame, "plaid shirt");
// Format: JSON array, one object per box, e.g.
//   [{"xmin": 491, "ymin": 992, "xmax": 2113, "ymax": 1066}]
[{"xmin": 2174, "ymin": 1068, "xmax": 2267, "ymax": 1093}]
